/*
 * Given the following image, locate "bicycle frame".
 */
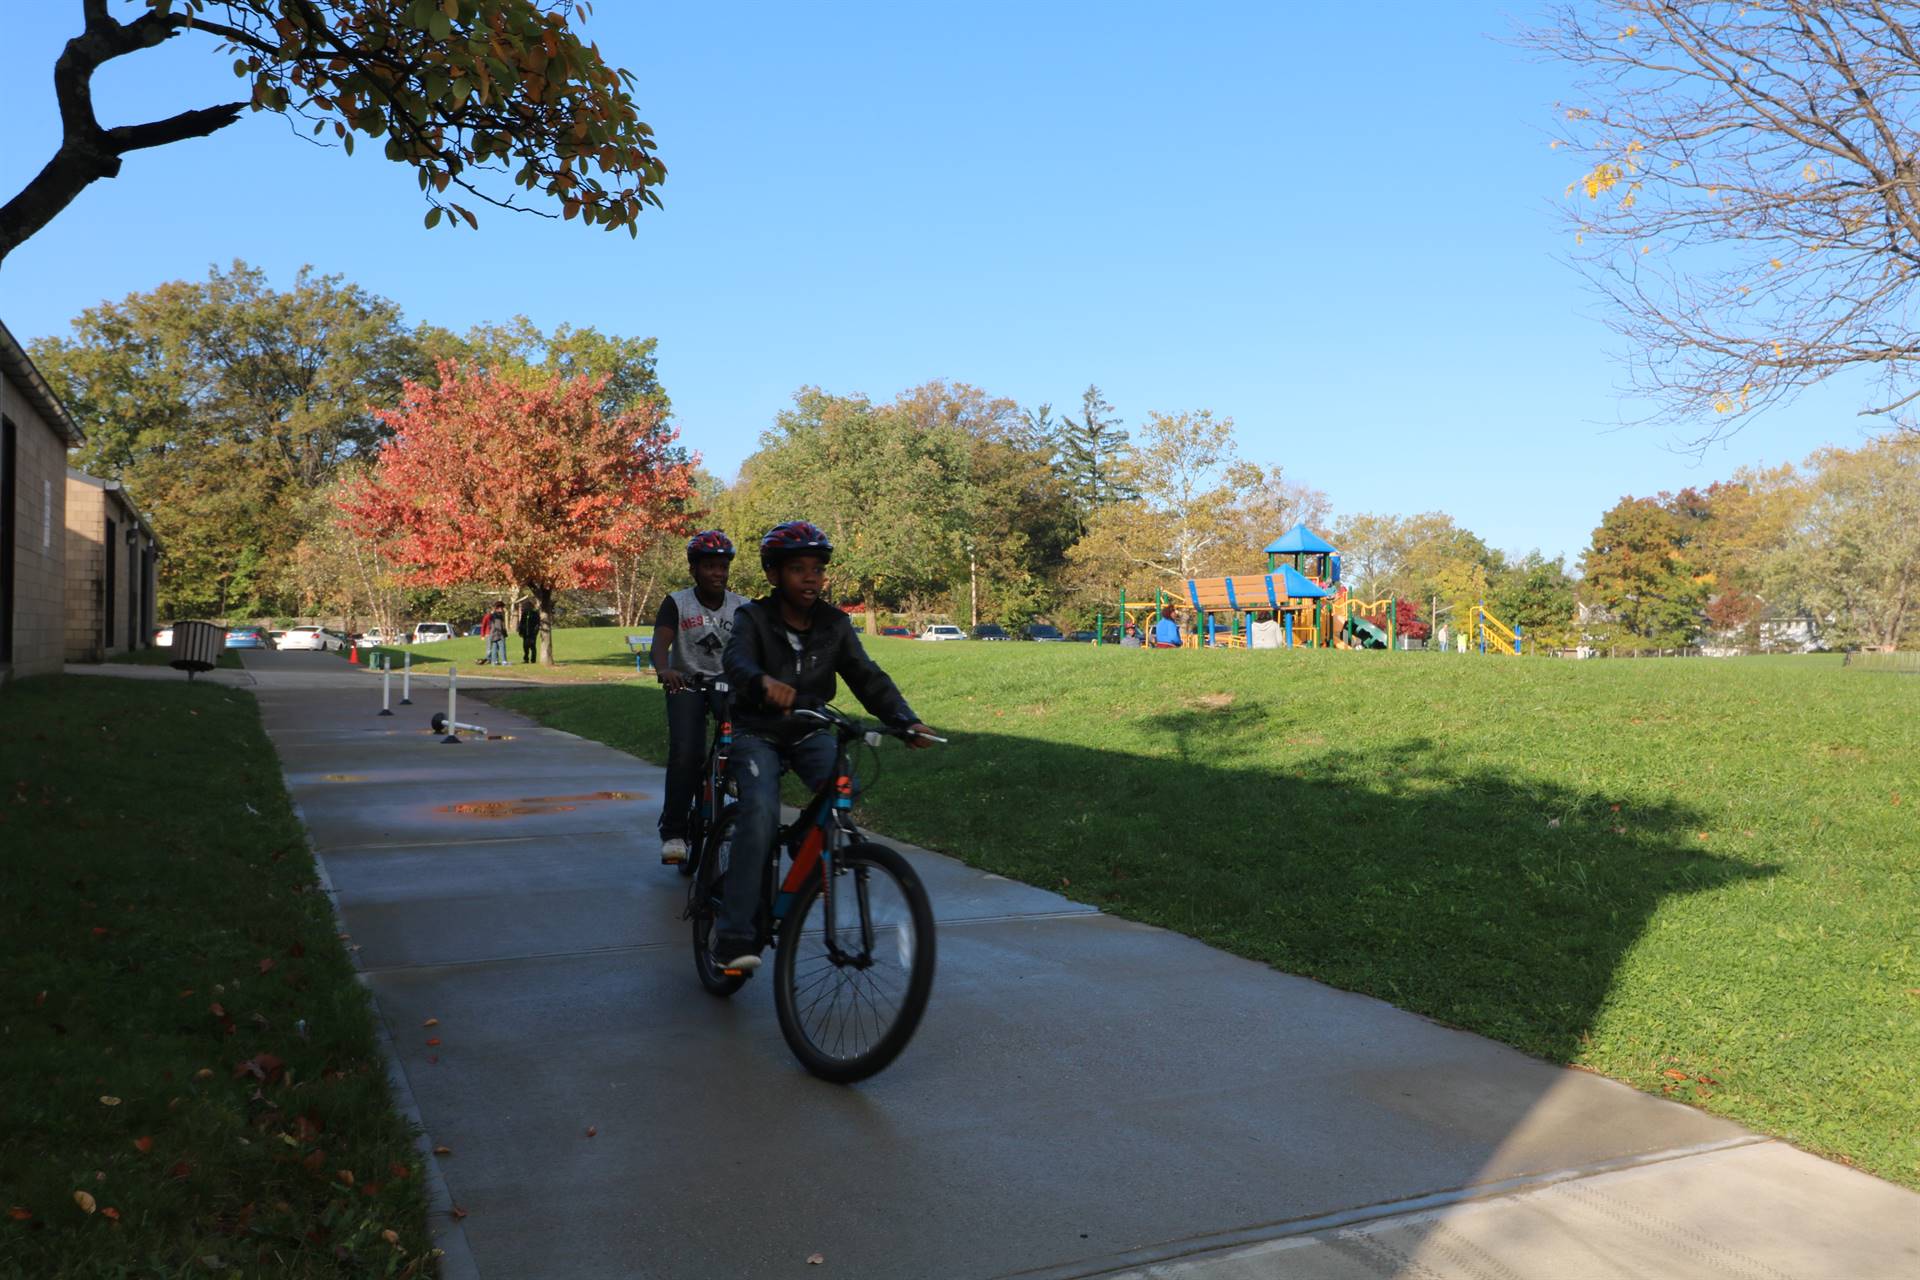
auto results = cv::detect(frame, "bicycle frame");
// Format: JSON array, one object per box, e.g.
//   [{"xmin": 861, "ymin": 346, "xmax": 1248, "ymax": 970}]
[
  {"xmin": 768, "ymin": 737, "xmax": 871, "ymax": 966},
  {"xmin": 696, "ymin": 682, "xmax": 733, "ymax": 838}
]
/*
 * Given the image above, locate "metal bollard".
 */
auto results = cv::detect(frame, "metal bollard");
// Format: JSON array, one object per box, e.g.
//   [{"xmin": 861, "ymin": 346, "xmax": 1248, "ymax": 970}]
[
  {"xmin": 399, "ymin": 652, "xmax": 413, "ymax": 705},
  {"xmin": 378, "ymin": 655, "xmax": 394, "ymax": 716},
  {"xmin": 441, "ymin": 664, "xmax": 461, "ymax": 744}
]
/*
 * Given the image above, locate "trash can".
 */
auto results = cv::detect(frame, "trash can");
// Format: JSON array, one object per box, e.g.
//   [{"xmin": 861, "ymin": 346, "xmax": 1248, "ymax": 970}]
[{"xmin": 169, "ymin": 620, "xmax": 225, "ymax": 678}]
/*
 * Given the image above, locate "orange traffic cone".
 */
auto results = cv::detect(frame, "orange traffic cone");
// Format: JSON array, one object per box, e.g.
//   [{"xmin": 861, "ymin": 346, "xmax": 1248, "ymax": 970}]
[{"xmin": 349, "ymin": 645, "xmax": 360, "ymax": 665}]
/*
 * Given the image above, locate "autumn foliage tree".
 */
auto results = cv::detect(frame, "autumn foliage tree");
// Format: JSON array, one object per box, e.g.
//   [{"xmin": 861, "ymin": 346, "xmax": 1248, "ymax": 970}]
[
  {"xmin": 1, "ymin": 0, "xmax": 664, "ymax": 264},
  {"xmin": 340, "ymin": 363, "xmax": 695, "ymax": 662}
]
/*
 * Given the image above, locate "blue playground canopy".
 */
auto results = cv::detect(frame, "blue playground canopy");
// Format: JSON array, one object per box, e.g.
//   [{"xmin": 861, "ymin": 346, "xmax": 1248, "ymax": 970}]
[
  {"xmin": 1280, "ymin": 566, "xmax": 1332, "ymax": 599},
  {"xmin": 1264, "ymin": 524, "xmax": 1337, "ymax": 555}
]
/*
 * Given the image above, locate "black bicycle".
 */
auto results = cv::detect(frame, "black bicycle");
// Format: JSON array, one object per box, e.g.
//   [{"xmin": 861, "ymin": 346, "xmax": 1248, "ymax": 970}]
[
  {"xmin": 685, "ymin": 703, "xmax": 942, "ymax": 1083},
  {"xmin": 670, "ymin": 674, "xmax": 735, "ymax": 879}
]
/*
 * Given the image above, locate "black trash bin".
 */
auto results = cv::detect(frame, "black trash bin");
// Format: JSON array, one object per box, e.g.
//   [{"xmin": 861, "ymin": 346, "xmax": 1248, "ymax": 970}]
[{"xmin": 169, "ymin": 620, "xmax": 225, "ymax": 679}]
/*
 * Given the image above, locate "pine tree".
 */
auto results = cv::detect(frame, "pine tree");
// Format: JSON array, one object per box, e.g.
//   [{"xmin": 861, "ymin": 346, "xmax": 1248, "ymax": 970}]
[{"xmin": 1053, "ymin": 385, "xmax": 1135, "ymax": 532}]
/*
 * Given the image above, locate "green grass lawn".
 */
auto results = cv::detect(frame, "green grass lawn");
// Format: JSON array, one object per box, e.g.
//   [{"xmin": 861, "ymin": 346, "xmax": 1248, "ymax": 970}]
[
  {"xmin": 0, "ymin": 677, "xmax": 431, "ymax": 1276},
  {"xmin": 366, "ymin": 626, "xmax": 650, "ymax": 683},
  {"xmin": 493, "ymin": 633, "xmax": 1920, "ymax": 1188}
]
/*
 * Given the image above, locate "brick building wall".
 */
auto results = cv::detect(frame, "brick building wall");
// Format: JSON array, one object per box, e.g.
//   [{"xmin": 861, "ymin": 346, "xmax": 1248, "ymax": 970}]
[
  {"xmin": 2, "ymin": 318, "xmax": 85, "ymax": 683},
  {"xmin": 64, "ymin": 471, "xmax": 159, "ymax": 662}
]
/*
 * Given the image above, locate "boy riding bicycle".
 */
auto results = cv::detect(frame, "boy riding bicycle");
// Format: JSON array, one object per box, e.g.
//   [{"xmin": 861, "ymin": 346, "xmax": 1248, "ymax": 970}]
[
  {"xmin": 652, "ymin": 530, "xmax": 750, "ymax": 866},
  {"xmin": 715, "ymin": 520, "xmax": 935, "ymax": 972}
]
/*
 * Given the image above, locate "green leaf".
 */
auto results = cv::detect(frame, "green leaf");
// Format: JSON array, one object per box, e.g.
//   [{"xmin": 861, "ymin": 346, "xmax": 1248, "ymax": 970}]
[
  {"xmin": 428, "ymin": 11, "xmax": 452, "ymax": 41},
  {"xmin": 425, "ymin": 207, "xmax": 443, "ymax": 229}
]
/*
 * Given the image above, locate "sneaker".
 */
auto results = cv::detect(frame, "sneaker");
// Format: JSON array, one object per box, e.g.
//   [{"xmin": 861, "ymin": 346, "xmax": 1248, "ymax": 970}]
[
  {"xmin": 659, "ymin": 837, "xmax": 689, "ymax": 866},
  {"xmin": 711, "ymin": 935, "xmax": 761, "ymax": 973}
]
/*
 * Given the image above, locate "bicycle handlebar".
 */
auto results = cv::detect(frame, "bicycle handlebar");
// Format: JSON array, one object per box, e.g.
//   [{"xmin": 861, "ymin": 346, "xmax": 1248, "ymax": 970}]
[{"xmin": 793, "ymin": 700, "xmax": 946, "ymax": 745}]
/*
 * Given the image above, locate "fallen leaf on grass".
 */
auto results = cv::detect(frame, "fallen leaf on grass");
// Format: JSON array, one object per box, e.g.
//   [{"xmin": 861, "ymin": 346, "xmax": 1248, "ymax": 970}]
[
  {"xmin": 100, "ymin": 1207, "xmax": 120, "ymax": 1221},
  {"xmin": 382, "ymin": 1229, "xmax": 399, "ymax": 1246},
  {"xmin": 1661, "ymin": 1068, "xmax": 1690, "ymax": 1080},
  {"xmin": 167, "ymin": 1161, "xmax": 192, "ymax": 1180},
  {"xmin": 257, "ymin": 958, "xmax": 275, "ymax": 975},
  {"xmin": 301, "ymin": 1152, "xmax": 325, "ymax": 1173},
  {"xmin": 7, "ymin": 1207, "xmax": 30, "ymax": 1221},
  {"xmin": 193, "ymin": 1068, "xmax": 214, "ymax": 1081},
  {"xmin": 335, "ymin": 1170, "xmax": 355, "ymax": 1187},
  {"xmin": 73, "ymin": 1191, "xmax": 96, "ymax": 1215},
  {"xmin": 33, "ymin": 991, "xmax": 46, "ymax": 1007},
  {"xmin": 233, "ymin": 1053, "xmax": 285, "ymax": 1085},
  {"xmin": 99, "ymin": 1096, "xmax": 121, "ymax": 1107},
  {"xmin": 133, "ymin": 1137, "xmax": 153, "ymax": 1154},
  {"xmin": 388, "ymin": 1163, "xmax": 412, "ymax": 1180}
]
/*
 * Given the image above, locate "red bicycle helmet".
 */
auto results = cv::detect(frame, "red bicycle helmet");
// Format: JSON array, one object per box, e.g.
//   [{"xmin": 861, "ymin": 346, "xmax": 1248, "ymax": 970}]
[
  {"xmin": 686, "ymin": 529, "xmax": 736, "ymax": 563},
  {"xmin": 759, "ymin": 520, "xmax": 834, "ymax": 569}
]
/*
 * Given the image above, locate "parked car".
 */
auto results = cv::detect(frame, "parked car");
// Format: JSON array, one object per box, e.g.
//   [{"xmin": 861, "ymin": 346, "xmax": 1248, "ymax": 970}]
[
  {"xmin": 879, "ymin": 625, "xmax": 912, "ymax": 637},
  {"xmin": 224, "ymin": 625, "xmax": 272, "ymax": 649},
  {"xmin": 280, "ymin": 625, "xmax": 344, "ymax": 652},
  {"xmin": 971, "ymin": 623, "xmax": 1011, "ymax": 641},
  {"xmin": 355, "ymin": 628, "xmax": 394, "ymax": 648},
  {"xmin": 154, "ymin": 623, "xmax": 175, "ymax": 646},
  {"xmin": 268, "ymin": 629, "xmax": 287, "ymax": 647},
  {"xmin": 1022, "ymin": 623, "xmax": 1065, "ymax": 642},
  {"xmin": 919, "ymin": 624, "xmax": 967, "ymax": 641},
  {"xmin": 1067, "ymin": 630, "xmax": 1097, "ymax": 643},
  {"xmin": 413, "ymin": 622, "xmax": 454, "ymax": 644}
]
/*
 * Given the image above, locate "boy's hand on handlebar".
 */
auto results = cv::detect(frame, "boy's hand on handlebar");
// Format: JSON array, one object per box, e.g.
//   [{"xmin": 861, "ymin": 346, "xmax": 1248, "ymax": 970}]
[
  {"xmin": 762, "ymin": 676, "xmax": 798, "ymax": 710},
  {"xmin": 659, "ymin": 669, "xmax": 689, "ymax": 694},
  {"xmin": 904, "ymin": 722, "xmax": 938, "ymax": 749}
]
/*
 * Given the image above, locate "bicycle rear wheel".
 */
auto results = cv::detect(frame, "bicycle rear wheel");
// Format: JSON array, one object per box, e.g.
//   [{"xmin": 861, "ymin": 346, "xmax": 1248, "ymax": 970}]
[
  {"xmin": 773, "ymin": 841, "xmax": 935, "ymax": 1082},
  {"xmin": 690, "ymin": 808, "xmax": 746, "ymax": 997}
]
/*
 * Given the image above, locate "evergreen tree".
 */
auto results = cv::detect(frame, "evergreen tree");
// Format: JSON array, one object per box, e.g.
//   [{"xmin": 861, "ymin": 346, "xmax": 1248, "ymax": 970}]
[{"xmin": 1052, "ymin": 385, "xmax": 1135, "ymax": 532}]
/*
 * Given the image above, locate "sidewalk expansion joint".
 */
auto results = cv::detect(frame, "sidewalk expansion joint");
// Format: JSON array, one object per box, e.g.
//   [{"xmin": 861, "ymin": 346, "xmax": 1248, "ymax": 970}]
[
  {"xmin": 354, "ymin": 908, "xmax": 1104, "ymax": 976},
  {"xmin": 994, "ymin": 1135, "xmax": 1777, "ymax": 1280}
]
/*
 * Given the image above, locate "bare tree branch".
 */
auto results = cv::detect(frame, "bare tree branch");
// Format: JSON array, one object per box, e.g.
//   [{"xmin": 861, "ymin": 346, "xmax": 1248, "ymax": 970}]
[{"xmin": 1528, "ymin": 1, "xmax": 1920, "ymax": 444}]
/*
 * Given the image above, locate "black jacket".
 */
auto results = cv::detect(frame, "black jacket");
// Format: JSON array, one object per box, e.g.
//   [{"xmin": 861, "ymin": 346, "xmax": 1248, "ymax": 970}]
[{"xmin": 723, "ymin": 597, "xmax": 919, "ymax": 742}]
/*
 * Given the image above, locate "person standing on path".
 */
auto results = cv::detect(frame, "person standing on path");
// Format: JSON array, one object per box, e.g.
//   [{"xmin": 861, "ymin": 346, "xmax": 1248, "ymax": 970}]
[
  {"xmin": 517, "ymin": 600, "xmax": 540, "ymax": 664},
  {"xmin": 483, "ymin": 601, "xmax": 508, "ymax": 664},
  {"xmin": 652, "ymin": 531, "xmax": 750, "ymax": 866}
]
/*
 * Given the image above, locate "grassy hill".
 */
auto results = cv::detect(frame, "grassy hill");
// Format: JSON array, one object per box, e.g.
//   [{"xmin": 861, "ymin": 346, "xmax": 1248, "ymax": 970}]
[{"xmin": 493, "ymin": 634, "xmax": 1919, "ymax": 1187}]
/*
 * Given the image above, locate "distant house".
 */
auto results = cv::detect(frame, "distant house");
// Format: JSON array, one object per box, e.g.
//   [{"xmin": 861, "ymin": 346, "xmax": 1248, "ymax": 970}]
[
  {"xmin": 64, "ymin": 469, "xmax": 161, "ymax": 662},
  {"xmin": 1701, "ymin": 608, "xmax": 1824, "ymax": 657},
  {"xmin": 1, "ymin": 318, "xmax": 84, "ymax": 682}
]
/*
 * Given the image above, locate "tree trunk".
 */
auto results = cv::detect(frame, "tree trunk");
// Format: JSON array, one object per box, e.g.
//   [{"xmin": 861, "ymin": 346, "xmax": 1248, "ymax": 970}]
[
  {"xmin": 969, "ymin": 555, "xmax": 979, "ymax": 627},
  {"xmin": 532, "ymin": 583, "xmax": 556, "ymax": 665}
]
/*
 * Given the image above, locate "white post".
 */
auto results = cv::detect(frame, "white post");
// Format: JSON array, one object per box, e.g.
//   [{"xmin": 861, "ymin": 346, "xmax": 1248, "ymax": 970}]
[
  {"xmin": 400, "ymin": 652, "xmax": 412, "ymax": 705},
  {"xmin": 442, "ymin": 664, "xmax": 461, "ymax": 743},
  {"xmin": 379, "ymin": 655, "xmax": 394, "ymax": 716}
]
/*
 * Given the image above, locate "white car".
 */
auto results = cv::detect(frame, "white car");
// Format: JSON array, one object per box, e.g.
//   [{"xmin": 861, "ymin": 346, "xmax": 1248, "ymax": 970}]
[
  {"xmin": 919, "ymin": 624, "xmax": 967, "ymax": 641},
  {"xmin": 413, "ymin": 621, "xmax": 454, "ymax": 644},
  {"xmin": 355, "ymin": 628, "xmax": 392, "ymax": 648},
  {"xmin": 280, "ymin": 625, "xmax": 343, "ymax": 652}
]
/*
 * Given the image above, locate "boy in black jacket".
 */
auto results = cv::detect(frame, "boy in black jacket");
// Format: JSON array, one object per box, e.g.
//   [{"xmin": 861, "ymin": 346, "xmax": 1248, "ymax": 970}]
[{"xmin": 716, "ymin": 520, "xmax": 935, "ymax": 971}]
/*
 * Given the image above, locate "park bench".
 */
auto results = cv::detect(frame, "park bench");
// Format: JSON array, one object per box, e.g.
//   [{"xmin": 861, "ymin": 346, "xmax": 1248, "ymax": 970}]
[{"xmin": 625, "ymin": 633, "xmax": 653, "ymax": 670}]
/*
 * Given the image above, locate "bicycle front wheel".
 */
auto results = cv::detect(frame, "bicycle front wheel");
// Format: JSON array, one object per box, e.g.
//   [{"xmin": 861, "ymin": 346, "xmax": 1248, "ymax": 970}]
[
  {"xmin": 691, "ymin": 808, "xmax": 746, "ymax": 998},
  {"xmin": 773, "ymin": 841, "xmax": 935, "ymax": 1083}
]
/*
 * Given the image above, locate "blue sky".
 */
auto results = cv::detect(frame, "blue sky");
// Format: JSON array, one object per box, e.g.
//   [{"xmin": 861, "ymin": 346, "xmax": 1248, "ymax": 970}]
[{"xmin": 0, "ymin": 1, "xmax": 1879, "ymax": 564}]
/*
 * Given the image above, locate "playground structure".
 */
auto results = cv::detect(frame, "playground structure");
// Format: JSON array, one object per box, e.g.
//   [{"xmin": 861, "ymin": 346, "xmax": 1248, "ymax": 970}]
[{"xmin": 1095, "ymin": 523, "xmax": 1526, "ymax": 655}]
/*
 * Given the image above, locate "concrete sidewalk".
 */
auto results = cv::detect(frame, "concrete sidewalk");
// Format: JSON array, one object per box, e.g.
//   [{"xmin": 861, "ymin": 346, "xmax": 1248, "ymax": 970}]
[{"xmin": 237, "ymin": 651, "xmax": 1920, "ymax": 1279}]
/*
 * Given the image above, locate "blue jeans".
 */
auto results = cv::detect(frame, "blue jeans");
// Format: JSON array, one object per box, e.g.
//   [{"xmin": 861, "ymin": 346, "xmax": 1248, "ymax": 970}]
[
  {"xmin": 719, "ymin": 731, "xmax": 838, "ymax": 945},
  {"xmin": 658, "ymin": 689, "xmax": 712, "ymax": 839},
  {"xmin": 485, "ymin": 635, "xmax": 506, "ymax": 663}
]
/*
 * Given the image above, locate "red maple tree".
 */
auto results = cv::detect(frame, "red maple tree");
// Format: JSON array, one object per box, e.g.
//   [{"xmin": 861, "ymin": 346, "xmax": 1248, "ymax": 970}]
[{"xmin": 341, "ymin": 363, "xmax": 696, "ymax": 663}]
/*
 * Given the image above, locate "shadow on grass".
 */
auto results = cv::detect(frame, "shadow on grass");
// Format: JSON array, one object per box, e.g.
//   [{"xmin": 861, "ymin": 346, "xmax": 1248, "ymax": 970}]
[{"xmin": 498, "ymin": 681, "xmax": 1777, "ymax": 1067}]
